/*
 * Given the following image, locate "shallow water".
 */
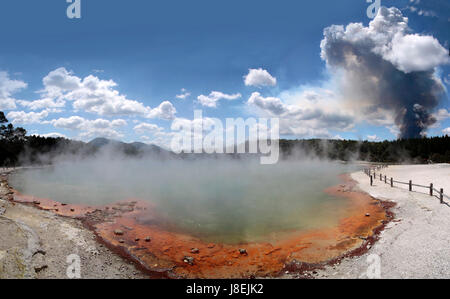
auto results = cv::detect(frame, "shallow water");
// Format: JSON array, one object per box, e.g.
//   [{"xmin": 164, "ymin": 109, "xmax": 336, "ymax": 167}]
[{"xmin": 10, "ymin": 159, "xmax": 361, "ymax": 243}]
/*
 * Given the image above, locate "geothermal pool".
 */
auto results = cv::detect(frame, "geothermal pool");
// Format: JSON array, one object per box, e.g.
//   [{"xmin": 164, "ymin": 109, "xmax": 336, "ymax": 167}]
[{"xmin": 10, "ymin": 159, "xmax": 361, "ymax": 244}]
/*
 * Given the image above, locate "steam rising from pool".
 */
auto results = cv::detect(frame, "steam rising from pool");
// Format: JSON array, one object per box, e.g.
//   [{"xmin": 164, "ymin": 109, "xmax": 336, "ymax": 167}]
[{"xmin": 10, "ymin": 158, "xmax": 360, "ymax": 243}]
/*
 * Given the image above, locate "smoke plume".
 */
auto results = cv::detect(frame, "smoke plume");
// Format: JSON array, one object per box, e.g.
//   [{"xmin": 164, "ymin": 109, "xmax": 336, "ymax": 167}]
[{"xmin": 320, "ymin": 7, "xmax": 448, "ymax": 138}]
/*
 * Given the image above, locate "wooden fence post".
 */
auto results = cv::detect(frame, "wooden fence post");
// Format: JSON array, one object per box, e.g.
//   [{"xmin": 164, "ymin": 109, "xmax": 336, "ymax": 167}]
[
  {"xmin": 390, "ymin": 177, "xmax": 393, "ymax": 187},
  {"xmin": 384, "ymin": 175, "xmax": 386, "ymax": 183},
  {"xmin": 380, "ymin": 173, "xmax": 382, "ymax": 181},
  {"xmin": 440, "ymin": 188, "xmax": 444, "ymax": 204},
  {"xmin": 430, "ymin": 183, "xmax": 433, "ymax": 196},
  {"xmin": 409, "ymin": 180, "xmax": 412, "ymax": 191},
  {"xmin": 370, "ymin": 175, "xmax": 373, "ymax": 186}
]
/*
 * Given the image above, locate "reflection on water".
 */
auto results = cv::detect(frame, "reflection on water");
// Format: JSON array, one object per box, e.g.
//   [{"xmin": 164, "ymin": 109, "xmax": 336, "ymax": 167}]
[{"xmin": 10, "ymin": 159, "xmax": 361, "ymax": 243}]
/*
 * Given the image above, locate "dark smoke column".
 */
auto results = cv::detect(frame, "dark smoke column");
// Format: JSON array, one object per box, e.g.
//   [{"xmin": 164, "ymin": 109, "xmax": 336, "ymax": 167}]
[{"xmin": 320, "ymin": 7, "xmax": 449, "ymax": 138}]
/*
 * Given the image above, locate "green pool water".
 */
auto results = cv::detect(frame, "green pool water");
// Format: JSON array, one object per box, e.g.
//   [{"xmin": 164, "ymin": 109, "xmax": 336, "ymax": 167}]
[{"xmin": 10, "ymin": 158, "xmax": 361, "ymax": 243}]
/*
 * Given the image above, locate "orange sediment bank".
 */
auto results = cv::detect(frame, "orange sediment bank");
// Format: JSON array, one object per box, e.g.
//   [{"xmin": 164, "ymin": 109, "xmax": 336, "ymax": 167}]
[
  {"xmin": 8, "ymin": 173, "xmax": 394, "ymax": 279},
  {"xmin": 11, "ymin": 192, "xmax": 97, "ymax": 218}
]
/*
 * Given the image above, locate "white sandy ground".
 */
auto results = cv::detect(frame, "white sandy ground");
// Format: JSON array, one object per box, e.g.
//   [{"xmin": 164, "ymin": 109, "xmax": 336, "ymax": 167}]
[
  {"xmin": 0, "ymin": 168, "xmax": 147, "ymax": 279},
  {"xmin": 310, "ymin": 163, "xmax": 450, "ymax": 279}
]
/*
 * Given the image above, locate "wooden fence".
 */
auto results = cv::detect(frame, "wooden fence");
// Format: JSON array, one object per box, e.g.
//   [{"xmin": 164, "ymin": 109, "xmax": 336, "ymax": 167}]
[{"xmin": 363, "ymin": 165, "xmax": 448, "ymax": 204}]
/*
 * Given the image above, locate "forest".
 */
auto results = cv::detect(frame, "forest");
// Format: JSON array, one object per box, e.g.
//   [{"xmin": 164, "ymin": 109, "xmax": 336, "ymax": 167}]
[{"xmin": 1, "ymin": 111, "xmax": 449, "ymax": 166}]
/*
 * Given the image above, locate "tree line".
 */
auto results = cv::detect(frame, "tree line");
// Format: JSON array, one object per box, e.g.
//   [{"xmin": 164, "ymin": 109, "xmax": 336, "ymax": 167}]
[
  {"xmin": 1, "ymin": 111, "xmax": 449, "ymax": 167},
  {"xmin": 0, "ymin": 111, "xmax": 87, "ymax": 166},
  {"xmin": 279, "ymin": 137, "xmax": 450, "ymax": 163}
]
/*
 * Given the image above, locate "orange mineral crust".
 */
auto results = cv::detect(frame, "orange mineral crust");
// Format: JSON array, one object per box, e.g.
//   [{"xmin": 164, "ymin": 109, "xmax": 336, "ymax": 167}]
[
  {"xmin": 10, "ymin": 174, "xmax": 393, "ymax": 279},
  {"xmin": 12, "ymin": 191, "xmax": 97, "ymax": 218}
]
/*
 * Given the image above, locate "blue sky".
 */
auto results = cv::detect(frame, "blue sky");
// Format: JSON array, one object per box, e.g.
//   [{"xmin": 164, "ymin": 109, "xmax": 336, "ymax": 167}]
[{"xmin": 0, "ymin": 0, "xmax": 449, "ymax": 146}]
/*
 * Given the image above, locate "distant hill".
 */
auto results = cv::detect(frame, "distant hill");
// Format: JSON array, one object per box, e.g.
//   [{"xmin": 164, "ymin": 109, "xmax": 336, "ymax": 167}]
[
  {"xmin": 87, "ymin": 137, "xmax": 118, "ymax": 148},
  {"xmin": 0, "ymin": 133, "xmax": 176, "ymax": 166},
  {"xmin": 87, "ymin": 137, "xmax": 175, "ymax": 158}
]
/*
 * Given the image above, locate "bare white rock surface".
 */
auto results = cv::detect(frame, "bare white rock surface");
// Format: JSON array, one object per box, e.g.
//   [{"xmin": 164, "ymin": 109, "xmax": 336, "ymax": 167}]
[{"xmin": 312, "ymin": 164, "xmax": 450, "ymax": 279}]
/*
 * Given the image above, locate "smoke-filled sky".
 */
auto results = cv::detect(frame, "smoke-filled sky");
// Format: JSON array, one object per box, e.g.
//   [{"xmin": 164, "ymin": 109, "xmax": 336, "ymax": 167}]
[{"xmin": 0, "ymin": 0, "xmax": 449, "ymax": 145}]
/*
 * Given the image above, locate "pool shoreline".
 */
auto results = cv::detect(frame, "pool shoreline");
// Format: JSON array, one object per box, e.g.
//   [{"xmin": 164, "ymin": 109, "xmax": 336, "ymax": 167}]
[{"xmin": 2, "ymin": 167, "xmax": 395, "ymax": 279}]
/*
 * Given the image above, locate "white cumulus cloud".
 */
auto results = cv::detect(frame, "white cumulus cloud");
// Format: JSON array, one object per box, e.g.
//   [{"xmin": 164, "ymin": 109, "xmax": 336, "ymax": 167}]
[
  {"xmin": 244, "ymin": 68, "xmax": 277, "ymax": 87},
  {"xmin": 6, "ymin": 110, "xmax": 49, "ymax": 125},
  {"xmin": 0, "ymin": 71, "xmax": 28, "ymax": 110},
  {"xmin": 48, "ymin": 116, "xmax": 127, "ymax": 140},
  {"xmin": 176, "ymin": 88, "xmax": 191, "ymax": 99},
  {"xmin": 247, "ymin": 90, "xmax": 355, "ymax": 138},
  {"xmin": 133, "ymin": 123, "xmax": 163, "ymax": 134},
  {"xmin": 197, "ymin": 91, "xmax": 242, "ymax": 108},
  {"xmin": 18, "ymin": 98, "xmax": 65, "ymax": 111},
  {"xmin": 147, "ymin": 101, "xmax": 176, "ymax": 120},
  {"xmin": 385, "ymin": 34, "xmax": 449, "ymax": 73},
  {"xmin": 38, "ymin": 67, "xmax": 176, "ymax": 120},
  {"xmin": 434, "ymin": 108, "xmax": 450, "ymax": 122},
  {"xmin": 248, "ymin": 92, "xmax": 288, "ymax": 115}
]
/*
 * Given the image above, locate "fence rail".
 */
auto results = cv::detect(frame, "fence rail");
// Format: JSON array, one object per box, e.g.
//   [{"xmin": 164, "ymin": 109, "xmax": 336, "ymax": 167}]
[{"xmin": 363, "ymin": 165, "xmax": 448, "ymax": 204}]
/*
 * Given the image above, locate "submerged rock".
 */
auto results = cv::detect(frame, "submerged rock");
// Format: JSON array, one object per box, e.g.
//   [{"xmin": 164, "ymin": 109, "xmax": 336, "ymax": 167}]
[
  {"xmin": 114, "ymin": 229, "xmax": 124, "ymax": 236},
  {"xmin": 191, "ymin": 248, "xmax": 200, "ymax": 254},
  {"xmin": 144, "ymin": 236, "xmax": 151, "ymax": 242},
  {"xmin": 239, "ymin": 248, "xmax": 248, "ymax": 255},
  {"xmin": 183, "ymin": 256, "xmax": 195, "ymax": 265}
]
